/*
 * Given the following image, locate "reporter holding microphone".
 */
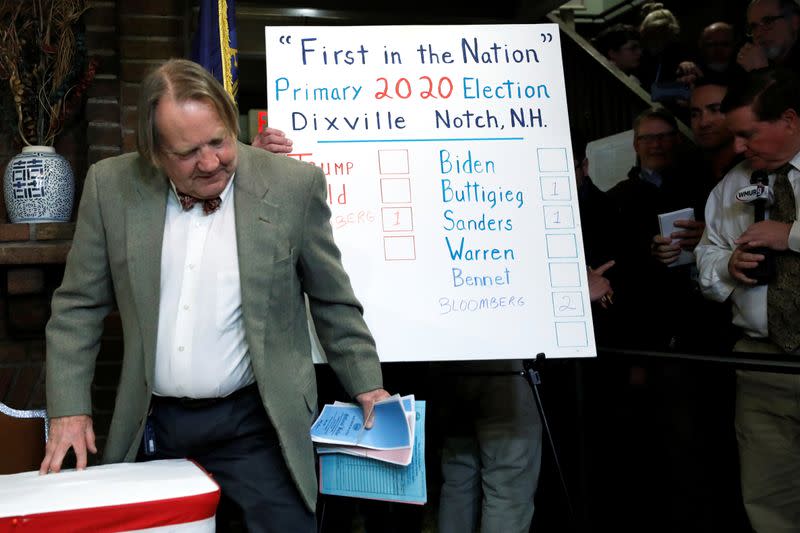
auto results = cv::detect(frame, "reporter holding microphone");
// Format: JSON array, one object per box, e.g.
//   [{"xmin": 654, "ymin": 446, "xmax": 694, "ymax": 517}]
[{"xmin": 695, "ymin": 67, "xmax": 800, "ymax": 533}]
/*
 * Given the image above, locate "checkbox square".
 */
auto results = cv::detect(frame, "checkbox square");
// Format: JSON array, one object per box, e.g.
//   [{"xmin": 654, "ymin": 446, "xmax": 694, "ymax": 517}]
[
  {"xmin": 380, "ymin": 178, "xmax": 412, "ymax": 204},
  {"xmin": 545, "ymin": 234, "xmax": 578, "ymax": 258},
  {"xmin": 537, "ymin": 147, "xmax": 569, "ymax": 172},
  {"xmin": 549, "ymin": 262, "xmax": 580, "ymax": 287},
  {"xmin": 378, "ymin": 149, "xmax": 410, "ymax": 174},
  {"xmin": 384, "ymin": 236, "xmax": 416, "ymax": 261},
  {"xmin": 540, "ymin": 176, "xmax": 571, "ymax": 201},
  {"xmin": 555, "ymin": 321, "xmax": 588, "ymax": 347},
  {"xmin": 552, "ymin": 292, "xmax": 585, "ymax": 317},
  {"xmin": 543, "ymin": 205, "xmax": 575, "ymax": 229},
  {"xmin": 382, "ymin": 207, "xmax": 414, "ymax": 232}
]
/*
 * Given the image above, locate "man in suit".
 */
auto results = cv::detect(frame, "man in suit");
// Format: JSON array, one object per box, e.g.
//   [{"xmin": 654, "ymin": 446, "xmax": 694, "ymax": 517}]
[
  {"xmin": 39, "ymin": 58, "xmax": 389, "ymax": 532},
  {"xmin": 696, "ymin": 67, "xmax": 800, "ymax": 532}
]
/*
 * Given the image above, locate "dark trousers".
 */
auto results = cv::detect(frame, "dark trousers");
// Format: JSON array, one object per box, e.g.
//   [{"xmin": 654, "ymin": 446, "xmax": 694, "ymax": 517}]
[{"xmin": 137, "ymin": 384, "xmax": 316, "ymax": 533}]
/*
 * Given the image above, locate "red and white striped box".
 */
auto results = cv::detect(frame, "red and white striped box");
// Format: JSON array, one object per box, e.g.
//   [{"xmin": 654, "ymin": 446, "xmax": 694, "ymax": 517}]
[{"xmin": 0, "ymin": 459, "xmax": 220, "ymax": 532}]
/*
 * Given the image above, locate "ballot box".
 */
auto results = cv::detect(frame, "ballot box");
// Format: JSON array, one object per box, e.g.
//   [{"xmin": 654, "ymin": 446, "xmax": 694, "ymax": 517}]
[{"xmin": 0, "ymin": 459, "xmax": 220, "ymax": 532}]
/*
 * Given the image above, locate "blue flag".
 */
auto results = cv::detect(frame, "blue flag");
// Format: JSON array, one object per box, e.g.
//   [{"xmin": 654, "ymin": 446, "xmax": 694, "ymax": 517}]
[{"xmin": 191, "ymin": 0, "xmax": 239, "ymax": 103}]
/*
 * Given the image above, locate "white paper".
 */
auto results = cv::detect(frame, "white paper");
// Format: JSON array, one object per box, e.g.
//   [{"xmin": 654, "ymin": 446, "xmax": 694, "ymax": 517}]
[
  {"xmin": 586, "ymin": 130, "xmax": 636, "ymax": 192},
  {"xmin": 657, "ymin": 207, "xmax": 695, "ymax": 267}
]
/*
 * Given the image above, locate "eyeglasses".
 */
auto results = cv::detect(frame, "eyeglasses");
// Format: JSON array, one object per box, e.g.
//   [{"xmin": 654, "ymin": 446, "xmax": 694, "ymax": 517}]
[
  {"xmin": 636, "ymin": 131, "xmax": 677, "ymax": 144},
  {"xmin": 746, "ymin": 12, "xmax": 789, "ymax": 37}
]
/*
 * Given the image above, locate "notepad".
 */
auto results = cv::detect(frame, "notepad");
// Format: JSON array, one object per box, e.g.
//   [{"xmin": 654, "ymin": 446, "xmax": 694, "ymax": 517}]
[{"xmin": 657, "ymin": 207, "xmax": 696, "ymax": 267}]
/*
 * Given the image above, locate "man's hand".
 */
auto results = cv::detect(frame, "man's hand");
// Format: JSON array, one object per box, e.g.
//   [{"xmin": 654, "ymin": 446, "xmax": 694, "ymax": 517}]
[
  {"xmin": 734, "ymin": 220, "xmax": 792, "ymax": 251},
  {"xmin": 728, "ymin": 244, "xmax": 765, "ymax": 285},
  {"xmin": 355, "ymin": 388, "xmax": 391, "ymax": 429},
  {"xmin": 588, "ymin": 260, "xmax": 615, "ymax": 307},
  {"xmin": 672, "ymin": 219, "xmax": 705, "ymax": 250},
  {"xmin": 676, "ymin": 61, "xmax": 703, "ymax": 86},
  {"xmin": 40, "ymin": 415, "xmax": 96, "ymax": 475},
  {"xmin": 651, "ymin": 235, "xmax": 682, "ymax": 265},
  {"xmin": 651, "ymin": 220, "xmax": 706, "ymax": 264},
  {"xmin": 251, "ymin": 127, "xmax": 293, "ymax": 154},
  {"xmin": 737, "ymin": 43, "xmax": 769, "ymax": 72}
]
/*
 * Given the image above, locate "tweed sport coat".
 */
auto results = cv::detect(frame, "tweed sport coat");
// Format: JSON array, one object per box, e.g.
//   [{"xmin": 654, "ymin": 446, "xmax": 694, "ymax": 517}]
[{"xmin": 45, "ymin": 142, "xmax": 384, "ymax": 510}]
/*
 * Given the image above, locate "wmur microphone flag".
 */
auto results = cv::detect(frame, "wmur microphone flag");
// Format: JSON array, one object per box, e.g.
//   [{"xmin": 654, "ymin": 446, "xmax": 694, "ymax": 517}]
[{"xmin": 191, "ymin": 0, "xmax": 239, "ymax": 103}]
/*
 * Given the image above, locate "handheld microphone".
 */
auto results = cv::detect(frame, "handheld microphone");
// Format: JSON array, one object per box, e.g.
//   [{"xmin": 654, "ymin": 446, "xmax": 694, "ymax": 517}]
[
  {"xmin": 735, "ymin": 170, "xmax": 774, "ymax": 284},
  {"xmin": 751, "ymin": 170, "xmax": 769, "ymax": 222}
]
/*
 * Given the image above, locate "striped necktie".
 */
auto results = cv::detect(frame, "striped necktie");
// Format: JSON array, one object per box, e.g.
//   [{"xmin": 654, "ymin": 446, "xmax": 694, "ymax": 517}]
[{"xmin": 767, "ymin": 163, "xmax": 800, "ymax": 352}]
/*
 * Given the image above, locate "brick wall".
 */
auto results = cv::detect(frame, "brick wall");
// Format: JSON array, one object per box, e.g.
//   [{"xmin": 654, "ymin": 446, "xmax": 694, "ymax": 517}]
[
  {"xmin": 0, "ymin": 225, "xmax": 74, "ymax": 414},
  {"xmin": 0, "ymin": 0, "xmax": 187, "ymax": 458}
]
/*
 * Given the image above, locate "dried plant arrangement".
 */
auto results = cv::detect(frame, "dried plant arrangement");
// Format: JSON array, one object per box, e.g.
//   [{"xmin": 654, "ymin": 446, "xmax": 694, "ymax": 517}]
[{"xmin": 0, "ymin": 0, "xmax": 98, "ymax": 147}]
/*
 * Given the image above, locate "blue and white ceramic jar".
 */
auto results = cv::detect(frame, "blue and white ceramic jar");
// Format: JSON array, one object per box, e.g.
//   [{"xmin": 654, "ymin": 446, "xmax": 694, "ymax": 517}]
[{"xmin": 3, "ymin": 145, "xmax": 74, "ymax": 223}]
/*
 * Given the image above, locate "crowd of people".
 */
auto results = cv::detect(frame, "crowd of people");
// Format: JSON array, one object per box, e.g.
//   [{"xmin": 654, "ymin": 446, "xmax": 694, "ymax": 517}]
[
  {"xmin": 36, "ymin": 1, "xmax": 800, "ymax": 532},
  {"xmin": 582, "ymin": 2, "xmax": 800, "ymax": 532}
]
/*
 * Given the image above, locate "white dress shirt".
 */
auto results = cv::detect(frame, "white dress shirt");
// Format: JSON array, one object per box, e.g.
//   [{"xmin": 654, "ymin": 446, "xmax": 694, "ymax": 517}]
[
  {"xmin": 153, "ymin": 175, "xmax": 255, "ymax": 398},
  {"xmin": 695, "ymin": 152, "xmax": 800, "ymax": 338}
]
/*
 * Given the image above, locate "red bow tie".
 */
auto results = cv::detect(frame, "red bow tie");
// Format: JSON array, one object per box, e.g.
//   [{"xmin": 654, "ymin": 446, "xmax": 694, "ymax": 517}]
[{"xmin": 177, "ymin": 192, "xmax": 222, "ymax": 215}]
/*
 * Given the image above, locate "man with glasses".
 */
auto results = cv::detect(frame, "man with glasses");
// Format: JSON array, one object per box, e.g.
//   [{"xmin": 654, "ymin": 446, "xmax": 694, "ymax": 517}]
[
  {"xmin": 599, "ymin": 108, "xmax": 726, "ymax": 530},
  {"xmin": 606, "ymin": 107, "xmax": 702, "ymax": 350},
  {"xmin": 738, "ymin": 0, "xmax": 800, "ymax": 72}
]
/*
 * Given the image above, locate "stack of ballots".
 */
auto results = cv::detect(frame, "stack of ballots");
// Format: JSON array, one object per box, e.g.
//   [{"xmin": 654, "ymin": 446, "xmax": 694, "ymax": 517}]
[{"xmin": 311, "ymin": 395, "xmax": 427, "ymax": 504}]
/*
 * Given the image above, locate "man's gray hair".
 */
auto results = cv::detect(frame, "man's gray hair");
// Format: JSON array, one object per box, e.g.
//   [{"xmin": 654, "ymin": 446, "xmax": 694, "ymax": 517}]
[{"xmin": 137, "ymin": 58, "xmax": 240, "ymax": 168}]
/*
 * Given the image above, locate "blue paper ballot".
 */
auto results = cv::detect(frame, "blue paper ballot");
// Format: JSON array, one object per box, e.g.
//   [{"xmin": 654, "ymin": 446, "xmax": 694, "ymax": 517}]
[
  {"xmin": 401, "ymin": 396, "xmax": 414, "ymax": 412},
  {"xmin": 310, "ymin": 395, "xmax": 411, "ymax": 450},
  {"xmin": 319, "ymin": 402, "xmax": 427, "ymax": 505},
  {"xmin": 316, "ymin": 395, "xmax": 416, "ymax": 465}
]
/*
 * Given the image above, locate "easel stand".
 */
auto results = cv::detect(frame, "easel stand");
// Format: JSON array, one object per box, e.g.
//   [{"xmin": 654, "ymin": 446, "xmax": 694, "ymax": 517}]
[{"xmin": 523, "ymin": 353, "xmax": 579, "ymax": 532}]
